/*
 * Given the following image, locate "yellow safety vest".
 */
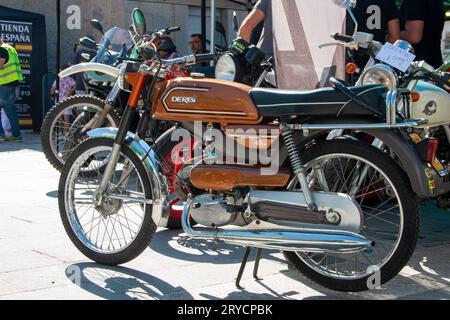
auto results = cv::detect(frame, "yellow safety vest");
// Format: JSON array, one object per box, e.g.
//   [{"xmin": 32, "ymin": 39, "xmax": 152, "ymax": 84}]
[{"xmin": 0, "ymin": 44, "xmax": 23, "ymax": 85}]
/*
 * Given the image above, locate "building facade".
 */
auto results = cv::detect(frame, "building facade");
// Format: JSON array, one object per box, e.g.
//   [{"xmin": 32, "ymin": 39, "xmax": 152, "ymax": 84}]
[{"xmin": 1, "ymin": 0, "xmax": 249, "ymax": 72}]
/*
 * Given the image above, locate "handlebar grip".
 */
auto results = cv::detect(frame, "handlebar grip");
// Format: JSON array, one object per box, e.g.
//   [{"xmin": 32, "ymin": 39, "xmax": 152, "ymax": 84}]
[
  {"xmin": 117, "ymin": 57, "xmax": 143, "ymax": 63},
  {"xmin": 195, "ymin": 53, "xmax": 215, "ymax": 62},
  {"xmin": 166, "ymin": 26, "xmax": 181, "ymax": 34},
  {"xmin": 332, "ymin": 33, "xmax": 354, "ymax": 43}
]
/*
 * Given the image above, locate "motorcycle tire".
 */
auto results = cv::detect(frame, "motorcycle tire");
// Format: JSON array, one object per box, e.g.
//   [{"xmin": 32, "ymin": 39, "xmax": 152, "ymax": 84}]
[
  {"xmin": 59, "ymin": 138, "xmax": 157, "ymax": 266},
  {"xmin": 284, "ymin": 140, "xmax": 420, "ymax": 292},
  {"xmin": 41, "ymin": 95, "xmax": 120, "ymax": 172}
]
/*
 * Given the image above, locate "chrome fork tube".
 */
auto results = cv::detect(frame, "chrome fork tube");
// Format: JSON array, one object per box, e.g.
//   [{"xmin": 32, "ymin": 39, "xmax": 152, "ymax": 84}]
[
  {"xmin": 81, "ymin": 83, "xmax": 121, "ymax": 134},
  {"xmin": 95, "ymin": 106, "xmax": 137, "ymax": 203}
]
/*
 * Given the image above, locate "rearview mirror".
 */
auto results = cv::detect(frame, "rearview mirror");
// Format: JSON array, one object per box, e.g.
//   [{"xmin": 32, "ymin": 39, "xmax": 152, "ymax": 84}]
[
  {"xmin": 333, "ymin": 0, "xmax": 357, "ymax": 9},
  {"xmin": 90, "ymin": 19, "xmax": 104, "ymax": 35},
  {"xmin": 131, "ymin": 8, "xmax": 147, "ymax": 36},
  {"xmin": 334, "ymin": 0, "xmax": 358, "ymax": 36}
]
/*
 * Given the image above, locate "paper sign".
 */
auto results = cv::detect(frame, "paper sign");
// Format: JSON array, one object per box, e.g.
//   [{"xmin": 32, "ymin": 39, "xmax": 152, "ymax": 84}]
[{"xmin": 375, "ymin": 43, "xmax": 416, "ymax": 73}]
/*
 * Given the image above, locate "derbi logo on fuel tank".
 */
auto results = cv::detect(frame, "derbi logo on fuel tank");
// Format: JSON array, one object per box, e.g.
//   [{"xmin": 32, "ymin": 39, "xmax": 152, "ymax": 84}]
[{"xmin": 172, "ymin": 96, "xmax": 197, "ymax": 104}]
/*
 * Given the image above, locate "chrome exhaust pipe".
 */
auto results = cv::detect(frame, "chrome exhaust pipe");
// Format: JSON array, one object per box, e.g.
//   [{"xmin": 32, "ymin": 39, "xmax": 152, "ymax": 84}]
[{"xmin": 182, "ymin": 201, "xmax": 373, "ymax": 254}]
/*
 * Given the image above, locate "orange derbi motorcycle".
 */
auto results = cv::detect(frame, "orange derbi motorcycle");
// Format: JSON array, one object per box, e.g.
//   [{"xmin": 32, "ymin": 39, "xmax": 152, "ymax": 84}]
[{"xmin": 58, "ymin": 39, "xmax": 423, "ymax": 292}]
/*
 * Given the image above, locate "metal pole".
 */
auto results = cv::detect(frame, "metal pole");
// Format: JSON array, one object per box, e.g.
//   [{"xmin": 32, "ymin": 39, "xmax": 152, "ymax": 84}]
[
  {"xmin": 201, "ymin": 0, "xmax": 207, "ymax": 53},
  {"xmin": 210, "ymin": 0, "xmax": 216, "ymax": 60},
  {"xmin": 56, "ymin": 0, "xmax": 61, "ymax": 104}
]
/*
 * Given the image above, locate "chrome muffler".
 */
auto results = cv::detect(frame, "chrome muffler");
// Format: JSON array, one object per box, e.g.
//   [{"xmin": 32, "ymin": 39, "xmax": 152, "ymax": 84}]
[{"xmin": 181, "ymin": 200, "xmax": 373, "ymax": 254}]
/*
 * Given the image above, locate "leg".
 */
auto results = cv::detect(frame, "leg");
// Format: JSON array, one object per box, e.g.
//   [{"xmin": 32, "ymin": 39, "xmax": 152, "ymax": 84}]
[
  {"xmin": 0, "ymin": 107, "xmax": 5, "ymax": 137},
  {"xmin": 0, "ymin": 87, "xmax": 21, "ymax": 138}
]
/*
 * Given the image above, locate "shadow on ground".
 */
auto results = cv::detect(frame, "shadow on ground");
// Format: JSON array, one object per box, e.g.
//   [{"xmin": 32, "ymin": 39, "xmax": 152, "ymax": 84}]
[
  {"xmin": 0, "ymin": 134, "xmax": 43, "ymax": 153},
  {"xmin": 65, "ymin": 263, "xmax": 194, "ymax": 300},
  {"xmin": 149, "ymin": 229, "xmax": 286, "ymax": 265}
]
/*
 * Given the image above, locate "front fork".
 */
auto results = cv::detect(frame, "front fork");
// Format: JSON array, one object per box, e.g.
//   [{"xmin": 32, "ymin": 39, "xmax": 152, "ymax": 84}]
[
  {"xmin": 81, "ymin": 82, "xmax": 121, "ymax": 135},
  {"xmin": 95, "ymin": 74, "xmax": 146, "ymax": 204}
]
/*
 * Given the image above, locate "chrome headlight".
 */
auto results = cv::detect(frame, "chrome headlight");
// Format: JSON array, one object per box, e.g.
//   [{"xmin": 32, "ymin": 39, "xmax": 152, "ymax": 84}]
[
  {"xmin": 215, "ymin": 53, "xmax": 238, "ymax": 82},
  {"xmin": 361, "ymin": 64, "xmax": 398, "ymax": 90}
]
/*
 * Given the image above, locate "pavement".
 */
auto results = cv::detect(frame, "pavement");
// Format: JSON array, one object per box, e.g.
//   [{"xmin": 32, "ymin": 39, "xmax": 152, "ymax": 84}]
[{"xmin": 1, "ymin": 134, "xmax": 450, "ymax": 300}]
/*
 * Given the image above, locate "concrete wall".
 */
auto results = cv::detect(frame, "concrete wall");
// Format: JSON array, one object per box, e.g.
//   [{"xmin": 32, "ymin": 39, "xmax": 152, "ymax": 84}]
[{"xmin": 1, "ymin": 0, "xmax": 248, "ymax": 73}]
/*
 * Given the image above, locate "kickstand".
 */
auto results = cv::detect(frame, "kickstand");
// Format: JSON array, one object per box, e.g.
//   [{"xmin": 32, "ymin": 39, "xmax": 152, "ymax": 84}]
[
  {"xmin": 235, "ymin": 247, "xmax": 263, "ymax": 290},
  {"xmin": 253, "ymin": 248, "xmax": 263, "ymax": 281}
]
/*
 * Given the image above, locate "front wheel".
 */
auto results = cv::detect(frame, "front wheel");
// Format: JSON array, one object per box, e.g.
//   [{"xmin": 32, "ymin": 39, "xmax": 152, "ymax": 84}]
[
  {"xmin": 284, "ymin": 140, "xmax": 420, "ymax": 292},
  {"xmin": 41, "ymin": 96, "xmax": 120, "ymax": 172},
  {"xmin": 59, "ymin": 138, "xmax": 157, "ymax": 265}
]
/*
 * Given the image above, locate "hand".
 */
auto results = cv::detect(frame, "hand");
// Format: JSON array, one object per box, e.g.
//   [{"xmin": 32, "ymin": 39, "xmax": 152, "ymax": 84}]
[{"xmin": 230, "ymin": 37, "xmax": 251, "ymax": 56}]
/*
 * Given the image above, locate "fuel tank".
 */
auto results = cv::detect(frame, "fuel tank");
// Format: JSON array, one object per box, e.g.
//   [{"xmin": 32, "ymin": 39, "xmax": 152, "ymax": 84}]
[
  {"xmin": 411, "ymin": 81, "xmax": 450, "ymax": 128},
  {"xmin": 153, "ymin": 78, "xmax": 262, "ymax": 125},
  {"xmin": 190, "ymin": 165, "xmax": 291, "ymax": 191}
]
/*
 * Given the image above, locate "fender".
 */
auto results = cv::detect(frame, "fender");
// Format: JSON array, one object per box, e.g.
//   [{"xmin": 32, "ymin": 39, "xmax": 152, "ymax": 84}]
[
  {"xmin": 153, "ymin": 119, "xmax": 440, "ymax": 200},
  {"xmin": 279, "ymin": 120, "xmax": 440, "ymax": 200},
  {"xmin": 59, "ymin": 63, "xmax": 120, "ymax": 82},
  {"xmin": 87, "ymin": 128, "xmax": 170, "ymax": 227}
]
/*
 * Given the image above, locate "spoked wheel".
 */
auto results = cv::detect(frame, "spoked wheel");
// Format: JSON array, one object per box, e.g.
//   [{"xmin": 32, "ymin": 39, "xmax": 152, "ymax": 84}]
[
  {"xmin": 59, "ymin": 138, "xmax": 157, "ymax": 265},
  {"xmin": 284, "ymin": 140, "xmax": 420, "ymax": 292},
  {"xmin": 41, "ymin": 96, "xmax": 120, "ymax": 172}
]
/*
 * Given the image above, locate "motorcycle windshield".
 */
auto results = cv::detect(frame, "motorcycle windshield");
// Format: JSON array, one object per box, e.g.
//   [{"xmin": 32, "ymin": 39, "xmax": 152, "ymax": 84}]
[{"xmin": 99, "ymin": 27, "xmax": 133, "ymax": 54}]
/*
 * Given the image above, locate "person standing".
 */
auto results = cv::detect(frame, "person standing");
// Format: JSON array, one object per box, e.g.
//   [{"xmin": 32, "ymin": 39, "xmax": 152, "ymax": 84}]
[
  {"xmin": 69, "ymin": 41, "xmax": 97, "ymax": 95},
  {"xmin": 400, "ymin": 0, "xmax": 445, "ymax": 69},
  {"xmin": 189, "ymin": 34, "xmax": 206, "ymax": 55},
  {"xmin": 238, "ymin": 0, "xmax": 273, "ymax": 58},
  {"xmin": 350, "ymin": 0, "xmax": 401, "ymax": 69},
  {"xmin": 51, "ymin": 65, "xmax": 76, "ymax": 134},
  {"xmin": 157, "ymin": 37, "xmax": 182, "ymax": 60},
  {"xmin": 189, "ymin": 34, "xmax": 210, "ymax": 67},
  {"xmin": 0, "ymin": 38, "xmax": 23, "ymax": 143}
]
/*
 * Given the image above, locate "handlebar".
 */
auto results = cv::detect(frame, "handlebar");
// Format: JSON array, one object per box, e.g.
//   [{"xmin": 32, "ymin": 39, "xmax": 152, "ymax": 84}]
[
  {"xmin": 165, "ymin": 26, "xmax": 181, "ymax": 35},
  {"xmin": 160, "ymin": 53, "xmax": 215, "ymax": 66},
  {"xmin": 332, "ymin": 33, "xmax": 353, "ymax": 43},
  {"xmin": 116, "ymin": 56, "xmax": 143, "ymax": 63},
  {"xmin": 194, "ymin": 53, "xmax": 215, "ymax": 63}
]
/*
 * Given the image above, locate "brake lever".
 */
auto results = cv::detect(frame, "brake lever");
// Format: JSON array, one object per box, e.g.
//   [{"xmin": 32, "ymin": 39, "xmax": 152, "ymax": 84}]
[
  {"xmin": 319, "ymin": 42, "xmax": 358, "ymax": 50},
  {"xmin": 319, "ymin": 42, "xmax": 345, "ymax": 49}
]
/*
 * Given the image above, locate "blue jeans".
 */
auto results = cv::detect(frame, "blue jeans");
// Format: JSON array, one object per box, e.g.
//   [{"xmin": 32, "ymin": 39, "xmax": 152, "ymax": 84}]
[{"xmin": 0, "ymin": 86, "xmax": 21, "ymax": 138}]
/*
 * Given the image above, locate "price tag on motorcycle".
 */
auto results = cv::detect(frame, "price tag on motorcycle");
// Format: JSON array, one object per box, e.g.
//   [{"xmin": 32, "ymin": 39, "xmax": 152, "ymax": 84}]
[{"xmin": 375, "ymin": 43, "xmax": 416, "ymax": 73}]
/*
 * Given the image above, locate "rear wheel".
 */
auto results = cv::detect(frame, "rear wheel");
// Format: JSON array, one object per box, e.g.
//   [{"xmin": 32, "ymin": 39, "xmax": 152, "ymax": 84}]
[
  {"xmin": 284, "ymin": 140, "xmax": 420, "ymax": 292},
  {"xmin": 41, "ymin": 96, "xmax": 120, "ymax": 171},
  {"xmin": 59, "ymin": 138, "xmax": 157, "ymax": 265}
]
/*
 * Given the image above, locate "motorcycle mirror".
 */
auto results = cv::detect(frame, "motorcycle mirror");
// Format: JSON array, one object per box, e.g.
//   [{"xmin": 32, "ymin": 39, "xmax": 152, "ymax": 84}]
[
  {"xmin": 90, "ymin": 19, "xmax": 104, "ymax": 35},
  {"xmin": 333, "ymin": 0, "xmax": 357, "ymax": 9},
  {"xmin": 131, "ymin": 8, "xmax": 147, "ymax": 36},
  {"xmin": 334, "ymin": 0, "xmax": 358, "ymax": 36},
  {"xmin": 79, "ymin": 36, "xmax": 97, "ymax": 50}
]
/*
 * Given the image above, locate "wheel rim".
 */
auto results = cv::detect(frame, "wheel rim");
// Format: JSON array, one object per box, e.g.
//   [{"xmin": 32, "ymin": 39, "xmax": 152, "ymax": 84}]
[
  {"xmin": 65, "ymin": 145, "xmax": 148, "ymax": 254},
  {"xmin": 291, "ymin": 153, "xmax": 404, "ymax": 280},
  {"xmin": 49, "ymin": 102, "xmax": 116, "ymax": 166}
]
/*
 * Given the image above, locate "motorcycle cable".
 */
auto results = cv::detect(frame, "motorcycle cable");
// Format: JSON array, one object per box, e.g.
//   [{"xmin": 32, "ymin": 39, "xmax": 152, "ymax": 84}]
[{"xmin": 108, "ymin": 57, "xmax": 192, "ymax": 194}]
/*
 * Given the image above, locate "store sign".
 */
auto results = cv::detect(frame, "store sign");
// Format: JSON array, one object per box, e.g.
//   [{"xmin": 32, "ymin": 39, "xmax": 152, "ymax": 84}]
[{"xmin": 0, "ymin": 19, "xmax": 33, "ymax": 129}]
